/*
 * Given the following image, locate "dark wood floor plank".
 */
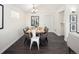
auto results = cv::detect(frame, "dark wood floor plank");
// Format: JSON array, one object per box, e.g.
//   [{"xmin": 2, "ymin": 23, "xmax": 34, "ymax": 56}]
[{"xmin": 3, "ymin": 32, "xmax": 69, "ymax": 54}]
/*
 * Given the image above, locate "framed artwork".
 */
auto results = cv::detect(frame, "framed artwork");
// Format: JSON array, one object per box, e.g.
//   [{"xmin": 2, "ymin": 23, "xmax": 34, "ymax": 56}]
[
  {"xmin": 31, "ymin": 16, "xmax": 39, "ymax": 27},
  {"xmin": 0, "ymin": 4, "xmax": 4, "ymax": 29},
  {"xmin": 70, "ymin": 24, "xmax": 77, "ymax": 32},
  {"xmin": 31, "ymin": 16, "xmax": 35, "ymax": 26},
  {"xmin": 70, "ymin": 14, "xmax": 77, "ymax": 32},
  {"xmin": 70, "ymin": 15, "xmax": 77, "ymax": 23}
]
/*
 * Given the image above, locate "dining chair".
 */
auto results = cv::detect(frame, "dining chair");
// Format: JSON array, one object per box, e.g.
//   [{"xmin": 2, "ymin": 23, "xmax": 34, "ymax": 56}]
[
  {"xmin": 30, "ymin": 30, "xmax": 40, "ymax": 50},
  {"xmin": 40, "ymin": 26, "xmax": 48, "ymax": 46},
  {"xmin": 44, "ymin": 26, "xmax": 48, "ymax": 33},
  {"xmin": 23, "ymin": 28, "xmax": 31, "ymax": 46}
]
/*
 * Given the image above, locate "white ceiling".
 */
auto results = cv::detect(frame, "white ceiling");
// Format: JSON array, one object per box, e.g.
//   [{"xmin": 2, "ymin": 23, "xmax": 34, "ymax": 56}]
[{"xmin": 13, "ymin": 4, "xmax": 65, "ymax": 13}]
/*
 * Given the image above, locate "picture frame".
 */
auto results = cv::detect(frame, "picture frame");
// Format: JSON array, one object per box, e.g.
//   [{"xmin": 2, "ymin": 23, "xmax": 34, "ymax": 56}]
[
  {"xmin": 70, "ymin": 15, "xmax": 77, "ymax": 23},
  {"xmin": 0, "ymin": 4, "xmax": 4, "ymax": 29},
  {"xmin": 31, "ymin": 16, "xmax": 39, "ymax": 27},
  {"xmin": 70, "ymin": 24, "xmax": 77, "ymax": 32}
]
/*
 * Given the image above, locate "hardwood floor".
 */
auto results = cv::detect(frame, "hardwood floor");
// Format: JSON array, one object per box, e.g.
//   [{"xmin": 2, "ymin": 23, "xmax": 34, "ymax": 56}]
[{"xmin": 3, "ymin": 32, "xmax": 69, "ymax": 54}]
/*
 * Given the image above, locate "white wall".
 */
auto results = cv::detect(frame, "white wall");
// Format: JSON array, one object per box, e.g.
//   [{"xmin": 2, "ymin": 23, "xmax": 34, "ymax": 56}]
[
  {"xmin": 25, "ymin": 5, "xmax": 65, "ymax": 35},
  {"xmin": 53, "ymin": 12, "xmax": 60, "ymax": 35},
  {"xmin": 0, "ymin": 4, "xmax": 27, "ymax": 53},
  {"xmin": 26, "ymin": 12, "xmax": 54, "ymax": 32},
  {"xmin": 64, "ymin": 5, "xmax": 79, "ymax": 41},
  {"xmin": 77, "ymin": 8, "xmax": 79, "ymax": 32},
  {"xmin": 0, "ymin": 6, "xmax": 2, "ymax": 28},
  {"xmin": 64, "ymin": 6, "xmax": 70, "ymax": 41},
  {"xmin": 67, "ymin": 32, "xmax": 79, "ymax": 53}
]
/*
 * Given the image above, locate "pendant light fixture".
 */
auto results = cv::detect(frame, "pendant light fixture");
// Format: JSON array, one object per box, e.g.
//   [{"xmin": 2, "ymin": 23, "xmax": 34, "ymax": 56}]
[{"xmin": 32, "ymin": 4, "xmax": 38, "ymax": 14}]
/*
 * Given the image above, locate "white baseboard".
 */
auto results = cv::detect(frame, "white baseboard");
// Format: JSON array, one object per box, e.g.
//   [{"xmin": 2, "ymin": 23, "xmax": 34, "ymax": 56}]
[{"xmin": 53, "ymin": 31, "xmax": 60, "ymax": 36}]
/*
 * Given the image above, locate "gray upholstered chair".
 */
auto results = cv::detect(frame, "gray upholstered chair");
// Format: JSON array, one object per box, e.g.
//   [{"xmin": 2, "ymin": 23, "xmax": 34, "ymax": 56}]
[
  {"xmin": 23, "ymin": 28, "xmax": 32, "ymax": 46},
  {"xmin": 44, "ymin": 26, "xmax": 48, "ymax": 33},
  {"xmin": 40, "ymin": 26, "xmax": 48, "ymax": 46},
  {"xmin": 25, "ymin": 26, "xmax": 29, "ymax": 31}
]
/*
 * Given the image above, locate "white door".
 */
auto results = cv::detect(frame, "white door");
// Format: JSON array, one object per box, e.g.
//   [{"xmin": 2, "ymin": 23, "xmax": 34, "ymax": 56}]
[{"xmin": 59, "ymin": 11, "xmax": 64, "ymax": 36}]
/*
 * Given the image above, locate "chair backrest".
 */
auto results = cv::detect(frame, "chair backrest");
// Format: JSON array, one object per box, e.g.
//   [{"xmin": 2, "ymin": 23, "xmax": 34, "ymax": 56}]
[
  {"xmin": 44, "ymin": 26, "xmax": 48, "ymax": 33},
  {"xmin": 25, "ymin": 27, "xmax": 29, "ymax": 31},
  {"xmin": 32, "ymin": 30, "xmax": 36, "ymax": 37},
  {"xmin": 23, "ymin": 28, "xmax": 27, "ymax": 34},
  {"xmin": 23, "ymin": 28, "xmax": 32, "ymax": 38}
]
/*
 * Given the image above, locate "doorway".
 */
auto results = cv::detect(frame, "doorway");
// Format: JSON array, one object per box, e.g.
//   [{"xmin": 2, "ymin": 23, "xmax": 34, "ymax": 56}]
[{"xmin": 59, "ymin": 10, "xmax": 65, "ymax": 36}]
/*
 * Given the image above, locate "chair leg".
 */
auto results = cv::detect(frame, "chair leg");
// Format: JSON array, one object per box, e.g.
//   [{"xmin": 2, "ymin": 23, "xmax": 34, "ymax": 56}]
[
  {"xmin": 24, "ymin": 38, "xmax": 27, "ymax": 44},
  {"xmin": 46, "ymin": 37, "xmax": 48, "ymax": 42},
  {"xmin": 37, "ymin": 41, "xmax": 39, "ymax": 50},
  {"xmin": 30, "ymin": 41, "xmax": 32, "ymax": 50}
]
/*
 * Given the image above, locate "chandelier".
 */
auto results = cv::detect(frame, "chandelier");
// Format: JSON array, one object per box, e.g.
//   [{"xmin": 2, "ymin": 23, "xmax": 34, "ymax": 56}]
[{"xmin": 32, "ymin": 4, "xmax": 38, "ymax": 14}]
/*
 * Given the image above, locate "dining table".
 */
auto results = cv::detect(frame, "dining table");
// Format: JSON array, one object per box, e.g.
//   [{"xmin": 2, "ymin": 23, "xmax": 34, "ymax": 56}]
[
  {"xmin": 24, "ymin": 26, "xmax": 48, "ymax": 46},
  {"xmin": 26, "ymin": 27, "xmax": 45, "ymax": 34}
]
